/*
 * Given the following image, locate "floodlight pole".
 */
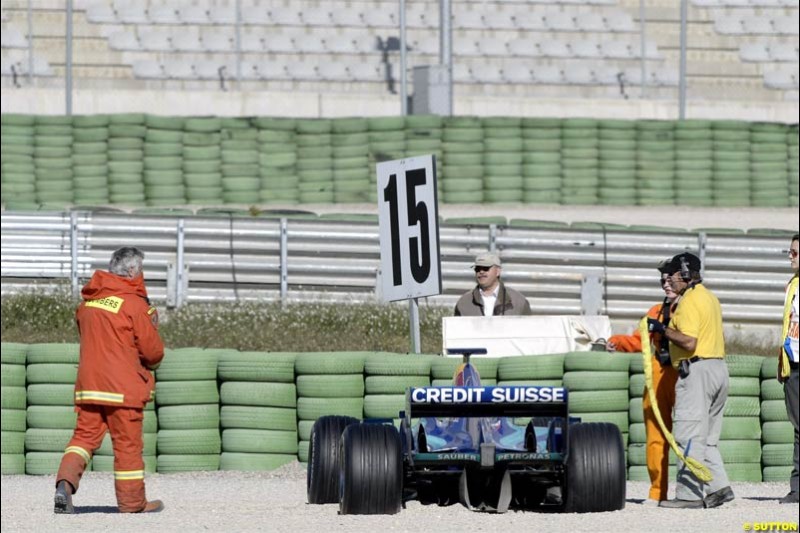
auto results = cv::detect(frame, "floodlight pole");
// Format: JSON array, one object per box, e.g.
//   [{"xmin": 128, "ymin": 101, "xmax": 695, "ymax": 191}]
[
  {"xmin": 679, "ymin": 0, "xmax": 688, "ymax": 119},
  {"xmin": 400, "ymin": 0, "xmax": 408, "ymax": 115},
  {"xmin": 440, "ymin": 0, "xmax": 453, "ymax": 115},
  {"xmin": 66, "ymin": 0, "xmax": 73, "ymax": 115}
]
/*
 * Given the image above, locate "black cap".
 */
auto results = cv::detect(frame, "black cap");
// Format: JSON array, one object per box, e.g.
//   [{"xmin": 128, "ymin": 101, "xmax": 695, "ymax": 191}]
[{"xmin": 661, "ymin": 252, "xmax": 701, "ymax": 276}]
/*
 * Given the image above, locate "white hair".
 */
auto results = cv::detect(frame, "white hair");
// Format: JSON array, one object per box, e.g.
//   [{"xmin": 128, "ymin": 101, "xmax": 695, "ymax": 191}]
[{"xmin": 109, "ymin": 247, "xmax": 144, "ymax": 277}]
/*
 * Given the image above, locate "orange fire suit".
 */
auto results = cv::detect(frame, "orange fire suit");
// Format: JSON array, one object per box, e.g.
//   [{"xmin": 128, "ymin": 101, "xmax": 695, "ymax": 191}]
[
  {"xmin": 55, "ymin": 270, "xmax": 164, "ymax": 513},
  {"xmin": 609, "ymin": 301, "xmax": 677, "ymax": 501}
]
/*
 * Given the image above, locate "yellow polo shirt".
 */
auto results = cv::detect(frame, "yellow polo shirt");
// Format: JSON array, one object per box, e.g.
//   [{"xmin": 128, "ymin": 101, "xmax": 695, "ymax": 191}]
[{"xmin": 668, "ymin": 283, "xmax": 725, "ymax": 368}]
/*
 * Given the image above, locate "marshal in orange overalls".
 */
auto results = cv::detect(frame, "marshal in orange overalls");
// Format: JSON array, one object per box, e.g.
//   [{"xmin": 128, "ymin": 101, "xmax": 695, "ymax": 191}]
[
  {"xmin": 55, "ymin": 270, "xmax": 164, "ymax": 512},
  {"xmin": 609, "ymin": 302, "xmax": 678, "ymax": 501}
]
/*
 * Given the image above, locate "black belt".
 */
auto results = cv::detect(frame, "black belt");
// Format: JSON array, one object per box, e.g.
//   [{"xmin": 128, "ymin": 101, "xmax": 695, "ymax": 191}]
[
  {"xmin": 687, "ymin": 356, "xmax": 712, "ymax": 364},
  {"xmin": 790, "ymin": 360, "xmax": 799, "ymax": 370}
]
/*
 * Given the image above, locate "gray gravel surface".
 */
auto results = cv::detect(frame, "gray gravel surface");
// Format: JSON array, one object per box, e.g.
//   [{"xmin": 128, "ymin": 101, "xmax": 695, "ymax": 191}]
[{"xmin": 2, "ymin": 463, "xmax": 798, "ymax": 533}]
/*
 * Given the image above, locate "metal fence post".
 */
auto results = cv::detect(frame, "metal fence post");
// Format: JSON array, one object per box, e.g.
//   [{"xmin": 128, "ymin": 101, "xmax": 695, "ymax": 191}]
[
  {"xmin": 488, "ymin": 224, "xmax": 497, "ymax": 252},
  {"xmin": 176, "ymin": 219, "xmax": 185, "ymax": 307},
  {"xmin": 698, "ymin": 231, "xmax": 707, "ymax": 279},
  {"xmin": 580, "ymin": 274, "xmax": 604, "ymax": 315},
  {"xmin": 70, "ymin": 211, "xmax": 79, "ymax": 298},
  {"xmin": 280, "ymin": 218, "xmax": 288, "ymax": 304}
]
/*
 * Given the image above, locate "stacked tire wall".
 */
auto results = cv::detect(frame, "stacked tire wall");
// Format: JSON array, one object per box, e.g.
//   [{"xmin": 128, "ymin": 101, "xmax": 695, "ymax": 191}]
[
  {"xmin": 1, "ymin": 343, "xmax": 27, "ymax": 474},
  {"xmin": 759, "ymin": 357, "xmax": 794, "ymax": 482},
  {"xmin": 154, "ymin": 348, "xmax": 220, "ymax": 473},
  {"xmin": 294, "ymin": 352, "xmax": 366, "ymax": 463},
  {"xmin": 2, "ymin": 114, "xmax": 797, "ymax": 210},
  {"xmin": 218, "ymin": 351, "xmax": 298, "ymax": 471},
  {"xmin": 719, "ymin": 355, "xmax": 764, "ymax": 482},
  {"xmin": 23, "ymin": 344, "xmax": 84, "ymax": 475},
  {"xmin": 363, "ymin": 353, "xmax": 435, "ymax": 427}
]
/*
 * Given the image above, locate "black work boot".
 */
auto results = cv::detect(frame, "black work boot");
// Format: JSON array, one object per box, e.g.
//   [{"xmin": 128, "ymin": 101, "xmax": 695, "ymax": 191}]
[
  {"xmin": 658, "ymin": 498, "xmax": 704, "ymax": 509},
  {"xmin": 704, "ymin": 486, "xmax": 735, "ymax": 508},
  {"xmin": 54, "ymin": 480, "xmax": 74, "ymax": 514},
  {"xmin": 779, "ymin": 492, "xmax": 799, "ymax": 504}
]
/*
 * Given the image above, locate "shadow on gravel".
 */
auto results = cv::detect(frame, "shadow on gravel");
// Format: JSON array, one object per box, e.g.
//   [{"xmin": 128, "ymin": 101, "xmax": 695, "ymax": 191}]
[{"xmin": 74, "ymin": 506, "xmax": 118, "ymax": 514}]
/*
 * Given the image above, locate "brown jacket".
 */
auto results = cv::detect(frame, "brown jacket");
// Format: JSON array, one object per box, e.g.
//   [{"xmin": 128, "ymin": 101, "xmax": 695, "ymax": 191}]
[
  {"xmin": 74, "ymin": 270, "xmax": 164, "ymax": 408},
  {"xmin": 454, "ymin": 281, "xmax": 532, "ymax": 316}
]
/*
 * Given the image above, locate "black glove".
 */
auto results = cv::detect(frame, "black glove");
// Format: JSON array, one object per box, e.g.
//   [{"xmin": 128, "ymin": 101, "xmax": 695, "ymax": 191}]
[{"xmin": 647, "ymin": 318, "xmax": 666, "ymax": 335}]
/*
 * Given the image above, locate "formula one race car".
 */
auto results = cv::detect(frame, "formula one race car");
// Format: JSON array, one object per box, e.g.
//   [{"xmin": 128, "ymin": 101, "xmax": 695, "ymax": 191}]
[{"xmin": 306, "ymin": 349, "xmax": 626, "ymax": 515}]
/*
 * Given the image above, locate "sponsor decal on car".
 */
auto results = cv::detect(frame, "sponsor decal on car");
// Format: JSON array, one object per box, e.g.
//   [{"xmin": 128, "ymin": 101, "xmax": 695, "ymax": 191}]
[{"xmin": 410, "ymin": 386, "xmax": 566, "ymax": 404}]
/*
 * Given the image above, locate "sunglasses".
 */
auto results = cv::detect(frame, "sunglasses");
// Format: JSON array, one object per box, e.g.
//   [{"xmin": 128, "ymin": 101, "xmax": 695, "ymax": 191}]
[
  {"xmin": 789, "ymin": 250, "xmax": 799, "ymax": 258},
  {"xmin": 474, "ymin": 266, "xmax": 492, "ymax": 272}
]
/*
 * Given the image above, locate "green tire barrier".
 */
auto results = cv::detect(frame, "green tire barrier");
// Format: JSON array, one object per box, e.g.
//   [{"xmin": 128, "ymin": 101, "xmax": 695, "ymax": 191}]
[
  {"xmin": 156, "ymin": 454, "xmax": 220, "ymax": 473},
  {"xmin": 364, "ymin": 375, "xmax": 431, "ymax": 394},
  {"xmin": 216, "ymin": 352, "xmax": 295, "ymax": 383},
  {"xmin": 1, "ymin": 409, "xmax": 27, "ymax": 432},
  {"xmin": 219, "ymin": 382, "xmax": 296, "ymax": 408},
  {"xmin": 155, "ymin": 380, "xmax": 219, "ymax": 406},
  {"xmin": 219, "ymin": 406, "xmax": 297, "ymax": 431},
  {"xmin": 221, "ymin": 429, "xmax": 298, "ymax": 454},
  {"xmin": 296, "ymin": 397, "xmax": 363, "ymax": 420},
  {"xmin": 1, "ymin": 454, "xmax": 26, "ymax": 475},
  {"xmin": 364, "ymin": 354, "xmax": 435, "ymax": 376},
  {"xmin": 496, "ymin": 354, "xmax": 563, "ymax": 380},
  {"xmin": 760, "ymin": 379, "xmax": 784, "ymax": 401},
  {"xmin": 25, "ymin": 364, "xmax": 77, "ymax": 384},
  {"xmin": 0, "ymin": 364, "xmax": 25, "ymax": 386},
  {"xmin": 157, "ymin": 429, "xmax": 221, "ymax": 455},
  {"xmin": 294, "ymin": 352, "xmax": 367, "ymax": 375},
  {"xmin": 1, "ymin": 387, "xmax": 26, "ymax": 409},
  {"xmin": 157, "ymin": 404, "xmax": 220, "ymax": 430},
  {"xmin": 25, "ymin": 344, "xmax": 79, "ymax": 364},
  {"xmin": 296, "ymin": 374, "xmax": 365, "ymax": 398},
  {"xmin": 26, "ymin": 452, "xmax": 87, "ymax": 475},
  {"xmin": 26, "ymin": 406, "xmax": 77, "ymax": 429},
  {"xmin": 562, "ymin": 371, "xmax": 629, "ymax": 391}
]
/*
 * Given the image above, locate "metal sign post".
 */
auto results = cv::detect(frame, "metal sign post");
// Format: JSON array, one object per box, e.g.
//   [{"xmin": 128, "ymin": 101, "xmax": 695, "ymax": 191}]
[{"xmin": 376, "ymin": 155, "xmax": 442, "ymax": 353}]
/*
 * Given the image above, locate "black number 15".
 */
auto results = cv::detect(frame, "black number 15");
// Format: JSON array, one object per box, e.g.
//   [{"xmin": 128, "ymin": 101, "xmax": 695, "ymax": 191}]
[{"xmin": 384, "ymin": 169, "xmax": 431, "ymax": 286}]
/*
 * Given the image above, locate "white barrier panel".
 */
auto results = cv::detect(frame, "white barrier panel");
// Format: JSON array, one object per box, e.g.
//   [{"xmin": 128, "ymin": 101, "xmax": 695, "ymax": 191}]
[{"xmin": 442, "ymin": 315, "xmax": 612, "ymax": 357}]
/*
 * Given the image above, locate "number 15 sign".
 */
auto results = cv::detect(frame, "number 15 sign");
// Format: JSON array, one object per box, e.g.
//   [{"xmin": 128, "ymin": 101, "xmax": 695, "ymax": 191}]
[{"xmin": 376, "ymin": 155, "xmax": 442, "ymax": 302}]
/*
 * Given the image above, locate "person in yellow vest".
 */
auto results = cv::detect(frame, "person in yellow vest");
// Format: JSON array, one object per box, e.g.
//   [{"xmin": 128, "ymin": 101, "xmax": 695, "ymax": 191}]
[
  {"xmin": 778, "ymin": 233, "xmax": 799, "ymax": 504},
  {"xmin": 647, "ymin": 252, "xmax": 733, "ymax": 509}
]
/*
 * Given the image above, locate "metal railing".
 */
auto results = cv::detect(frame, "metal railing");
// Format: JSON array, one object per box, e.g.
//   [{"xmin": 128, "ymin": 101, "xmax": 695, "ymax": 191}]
[{"xmin": 1, "ymin": 211, "xmax": 793, "ymax": 326}]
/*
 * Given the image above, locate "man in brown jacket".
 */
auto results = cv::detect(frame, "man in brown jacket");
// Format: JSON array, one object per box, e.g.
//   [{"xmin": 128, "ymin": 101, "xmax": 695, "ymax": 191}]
[
  {"xmin": 454, "ymin": 252, "xmax": 532, "ymax": 316},
  {"xmin": 54, "ymin": 247, "xmax": 165, "ymax": 514}
]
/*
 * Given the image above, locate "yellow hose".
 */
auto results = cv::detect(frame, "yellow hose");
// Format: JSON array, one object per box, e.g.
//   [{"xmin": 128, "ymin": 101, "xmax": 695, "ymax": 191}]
[{"xmin": 638, "ymin": 317, "xmax": 712, "ymax": 483}]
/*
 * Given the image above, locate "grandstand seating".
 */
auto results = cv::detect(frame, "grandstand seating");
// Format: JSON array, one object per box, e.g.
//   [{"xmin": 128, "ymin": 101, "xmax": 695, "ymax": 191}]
[{"xmin": 0, "ymin": 0, "xmax": 798, "ymax": 101}]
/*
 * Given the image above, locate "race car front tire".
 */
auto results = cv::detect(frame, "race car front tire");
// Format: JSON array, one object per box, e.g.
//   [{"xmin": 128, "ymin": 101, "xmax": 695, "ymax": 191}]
[
  {"xmin": 339, "ymin": 424, "xmax": 402, "ymax": 515},
  {"xmin": 307, "ymin": 415, "xmax": 359, "ymax": 504},
  {"xmin": 562, "ymin": 422, "xmax": 626, "ymax": 513}
]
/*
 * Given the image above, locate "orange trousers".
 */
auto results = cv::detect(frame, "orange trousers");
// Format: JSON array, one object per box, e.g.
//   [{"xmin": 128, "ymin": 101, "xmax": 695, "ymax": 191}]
[
  {"xmin": 643, "ymin": 360, "xmax": 678, "ymax": 501},
  {"xmin": 55, "ymin": 404, "xmax": 148, "ymax": 513}
]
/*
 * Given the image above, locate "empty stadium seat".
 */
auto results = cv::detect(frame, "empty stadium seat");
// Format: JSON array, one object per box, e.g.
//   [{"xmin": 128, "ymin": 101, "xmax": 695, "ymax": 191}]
[
  {"xmin": 258, "ymin": 60, "xmax": 290, "ymax": 80},
  {"xmin": 715, "ymin": 16, "xmax": 745, "ymax": 34},
  {"xmin": 269, "ymin": 6, "xmax": 301, "ymax": 26},
  {"xmin": 564, "ymin": 65, "xmax": 596, "ymax": 85},
  {"xmin": 740, "ymin": 41, "xmax": 771, "ymax": 61},
  {"xmin": 317, "ymin": 62, "xmax": 349, "ymax": 81},
  {"xmin": 86, "ymin": 3, "xmax": 116, "ymax": 23},
  {"xmin": 330, "ymin": 8, "xmax": 363, "ymax": 27},
  {"xmin": 476, "ymin": 65, "xmax": 504, "ymax": 83},
  {"xmin": 454, "ymin": 11, "xmax": 485, "ymax": 29},
  {"xmin": 171, "ymin": 32, "xmax": 203, "ymax": 52},
  {"xmin": 774, "ymin": 17, "xmax": 800, "ymax": 35},
  {"xmin": 361, "ymin": 10, "xmax": 396, "ymax": 28},
  {"xmin": 515, "ymin": 12, "xmax": 547, "ymax": 30},
  {"xmin": 412, "ymin": 36, "xmax": 439, "ymax": 55},
  {"xmin": 483, "ymin": 11, "xmax": 517, "ymax": 30},
  {"xmin": 194, "ymin": 60, "xmax": 226, "ymax": 80},
  {"xmin": 353, "ymin": 34, "xmax": 379, "ymax": 54},
  {"xmin": 241, "ymin": 6, "xmax": 270, "ymax": 25},
  {"xmin": 19, "ymin": 56, "xmax": 53, "ymax": 76},
  {"xmin": 576, "ymin": 13, "xmax": 606, "ymax": 32},
  {"xmin": 202, "ymin": 31, "xmax": 233, "ymax": 53},
  {"xmin": 325, "ymin": 35, "xmax": 357, "ymax": 54},
  {"xmin": 132, "ymin": 60, "xmax": 164, "ymax": 79},
  {"xmin": 116, "ymin": 5, "xmax": 147, "ymax": 24},
  {"xmin": 508, "ymin": 38, "xmax": 540, "ymax": 57},
  {"xmin": 452, "ymin": 63, "xmax": 473, "ymax": 82},
  {"xmin": 533, "ymin": 65, "xmax": 563, "ymax": 84},
  {"xmin": 764, "ymin": 68, "xmax": 799, "ymax": 89},
  {"xmin": 240, "ymin": 33, "xmax": 264, "ymax": 52},
  {"xmin": 544, "ymin": 12, "xmax": 576, "ymax": 31},
  {"xmin": 652, "ymin": 68, "xmax": 679, "ymax": 86},
  {"xmin": 347, "ymin": 62, "xmax": 381, "ymax": 81},
  {"xmin": 571, "ymin": 39, "xmax": 603, "ymax": 58},
  {"xmin": 478, "ymin": 37, "xmax": 508, "ymax": 56},
  {"xmin": 148, "ymin": 5, "xmax": 180, "ymax": 25},
  {"xmin": 108, "ymin": 31, "xmax": 140, "ymax": 51},
  {"xmin": 405, "ymin": 8, "xmax": 436, "ymax": 29},
  {"xmin": 453, "ymin": 36, "xmax": 479, "ymax": 56},
  {"xmin": 601, "ymin": 40, "xmax": 634, "ymax": 59},
  {"xmin": 285, "ymin": 62, "xmax": 318, "ymax": 80},
  {"xmin": 595, "ymin": 66, "xmax": 624, "ymax": 85},
  {"xmin": 263, "ymin": 33, "xmax": 297, "ymax": 53},
  {"xmin": 1, "ymin": 28, "xmax": 27, "ymax": 48},
  {"xmin": 179, "ymin": 5, "xmax": 210, "ymax": 25},
  {"xmin": 302, "ymin": 7, "xmax": 332, "ymax": 26},
  {"xmin": 605, "ymin": 12, "xmax": 636, "ymax": 32},
  {"xmin": 770, "ymin": 42, "xmax": 799, "ymax": 61},
  {"xmin": 139, "ymin": 30, "xmax": 171, "ymax": 52},
  {"xmin": 208, "ymin": 7, "xmax": 236, "ymax": 25},
  {"xmin": 163, "ymin": 59, "xmax": 195, "ymax": 79},
  {"xmin": 293, "ymin": 35, "xmax": 327, "ymax": 54},
  {"xmin": 503, "ymin": 63, "xmax": 534, "ymax": 83},
  {"xmin": 743, "ymin": 17, "xmax": 776, "ymax": 34},
  {"xmin": 539, "ymin": 39, "xmax": 572, "ymax": 58}
]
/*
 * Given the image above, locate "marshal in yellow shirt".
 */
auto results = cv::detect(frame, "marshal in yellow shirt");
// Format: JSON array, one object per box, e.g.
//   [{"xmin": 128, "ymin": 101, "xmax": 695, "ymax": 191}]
[{"xmin": 668, "ymin": 283, "xmax": 725, "ymax": 368}]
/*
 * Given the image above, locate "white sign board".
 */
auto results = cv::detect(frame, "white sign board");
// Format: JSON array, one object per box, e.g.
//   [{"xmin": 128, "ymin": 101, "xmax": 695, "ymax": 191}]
[
  {"xmin": 442, "ymin": 316, "xmax": 613, "ymax": 357},
  {"xmin": 376, "ymin": 155, "xmax": 442, "ymax": 302}
]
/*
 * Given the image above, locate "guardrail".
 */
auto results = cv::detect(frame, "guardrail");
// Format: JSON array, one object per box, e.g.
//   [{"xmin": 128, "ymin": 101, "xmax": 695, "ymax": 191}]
[{"xmin": 1, "ymin": 211, "xmax": 793, "ymax": 325}]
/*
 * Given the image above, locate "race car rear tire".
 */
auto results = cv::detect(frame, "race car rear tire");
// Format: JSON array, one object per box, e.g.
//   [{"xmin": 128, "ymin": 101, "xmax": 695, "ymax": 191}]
[
  {"xmin": 562, "ymin": 422, "xmax": 626, "ymax": 513},
  {"xmin": 339, "ymin": 424, "xmax": 402, "ymax": 515},
  {"xmin": 307, "ymin": 415, "xmax": 358, "ymax": 504}
]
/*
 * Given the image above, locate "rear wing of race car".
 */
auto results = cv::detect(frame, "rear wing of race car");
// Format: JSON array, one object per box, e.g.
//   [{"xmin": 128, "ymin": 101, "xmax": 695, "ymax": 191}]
[{"xmin": 405, "ymin": 386, "xmax": 569, "ymax": 419}]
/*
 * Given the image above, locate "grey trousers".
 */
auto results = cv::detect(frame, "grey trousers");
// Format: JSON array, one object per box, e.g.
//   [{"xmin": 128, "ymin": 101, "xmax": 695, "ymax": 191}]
[
  {"xmin": 786, "ymin": 368, "xmax": 799, "ymax": 495},
  {"xmin": 672, "ymin": 358, "xmax": 730, "ymax": 501}
]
